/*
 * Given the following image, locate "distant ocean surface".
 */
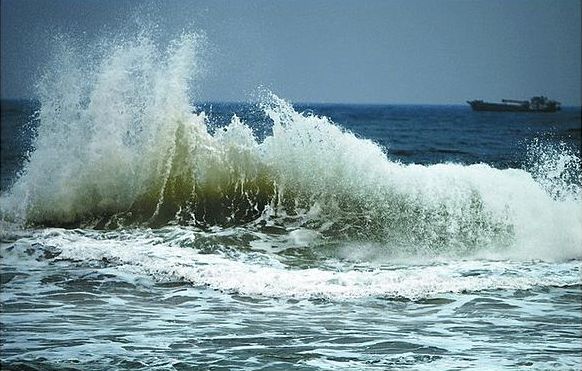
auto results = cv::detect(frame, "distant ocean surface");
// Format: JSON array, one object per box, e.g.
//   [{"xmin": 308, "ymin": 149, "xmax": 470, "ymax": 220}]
[{"xmin": 1, "ymin": 32, "xmax": 581, "ymax": 370}]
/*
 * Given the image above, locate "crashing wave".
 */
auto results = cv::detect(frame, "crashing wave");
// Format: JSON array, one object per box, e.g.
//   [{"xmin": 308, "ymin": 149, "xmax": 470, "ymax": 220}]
[{"xmin": 0, "ymin": 32, "xmax": 580, "ymax": 259}]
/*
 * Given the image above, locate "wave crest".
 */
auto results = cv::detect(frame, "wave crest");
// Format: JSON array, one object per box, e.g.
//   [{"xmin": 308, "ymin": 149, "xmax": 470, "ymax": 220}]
[{"xmin": 1, "ymin": 32, "xmax": 580, "ymax": 260}]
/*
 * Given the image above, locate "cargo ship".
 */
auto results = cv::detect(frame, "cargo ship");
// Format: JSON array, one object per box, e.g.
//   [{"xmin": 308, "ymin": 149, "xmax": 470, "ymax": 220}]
[{"xmin": 467, "ymin": 96, "xmax": 560, "ymax": 112}]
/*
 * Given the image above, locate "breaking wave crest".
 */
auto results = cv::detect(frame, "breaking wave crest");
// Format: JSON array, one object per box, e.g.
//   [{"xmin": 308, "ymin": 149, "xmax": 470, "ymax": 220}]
[{"xmin": 1, "ymin": 32, "xmax": 580, "ymax": 260}]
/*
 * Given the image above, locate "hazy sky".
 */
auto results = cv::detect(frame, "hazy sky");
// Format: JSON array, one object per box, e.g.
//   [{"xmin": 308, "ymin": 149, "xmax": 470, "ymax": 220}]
[{"xmin": 1, "ymin": 0, "xmax": 580, "ymax": 105}]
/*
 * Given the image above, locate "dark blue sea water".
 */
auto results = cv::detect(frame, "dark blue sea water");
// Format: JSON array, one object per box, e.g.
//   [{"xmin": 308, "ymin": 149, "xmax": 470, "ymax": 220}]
[
  {"xmin": 3, "ymin": 99, "xmax": 580, "ymax": 191},
  {"xmin": 1, "ymin": 33, "xmax": 581, "ymax": 370},
  {"xmin": 1, "ymin": 97, "xmax": 581, "ymax": 370},
  {"xmin": 206, "ymin": 101, "xmax": 581, "ymax": 166}
]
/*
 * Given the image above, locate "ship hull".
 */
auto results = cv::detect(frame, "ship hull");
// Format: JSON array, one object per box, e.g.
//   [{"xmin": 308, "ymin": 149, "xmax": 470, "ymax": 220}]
[{"xmin": 467, "ymin": 100, "xmax": 559, "ymax": 113}]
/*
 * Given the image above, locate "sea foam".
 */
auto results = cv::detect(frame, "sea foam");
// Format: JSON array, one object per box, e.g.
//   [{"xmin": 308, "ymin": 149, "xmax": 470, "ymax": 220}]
[{"xmin": 1, "ymin": 32, "xmax": 580, "ymax": 261}]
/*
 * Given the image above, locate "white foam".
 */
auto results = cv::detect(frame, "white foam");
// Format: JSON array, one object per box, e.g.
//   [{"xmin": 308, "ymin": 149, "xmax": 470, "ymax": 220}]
[
  {"xmin": 19, "ymin": 228, "xmax": 579, "ymax": 301},
  {"xmin": 0, "ymin": 31, "xmax": 580, "ymax": 261}
]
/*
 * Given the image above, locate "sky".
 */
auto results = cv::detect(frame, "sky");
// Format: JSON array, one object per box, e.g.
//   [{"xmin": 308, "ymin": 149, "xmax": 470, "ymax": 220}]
[{"xmin": 1, "ymin": 0, "xmax": 581, "ymax": 105}]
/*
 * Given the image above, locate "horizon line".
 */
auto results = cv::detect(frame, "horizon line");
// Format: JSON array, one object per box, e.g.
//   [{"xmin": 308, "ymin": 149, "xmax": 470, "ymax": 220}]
[{"xmin": 1, "ymin": 97, "xmax": 581, "ymax": 108}]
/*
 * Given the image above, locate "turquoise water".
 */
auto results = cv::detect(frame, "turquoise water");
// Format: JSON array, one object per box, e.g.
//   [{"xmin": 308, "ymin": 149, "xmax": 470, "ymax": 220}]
[{"xmin": 1, "ymin": 226, "xmax": 580, "ymax": 369}]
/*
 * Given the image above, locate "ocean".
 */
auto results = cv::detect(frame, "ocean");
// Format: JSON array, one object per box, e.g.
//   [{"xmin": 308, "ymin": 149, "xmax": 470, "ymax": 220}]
[{"xmin": 1, "ymin": 34, "xmax": 581, "ymax": 370}]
